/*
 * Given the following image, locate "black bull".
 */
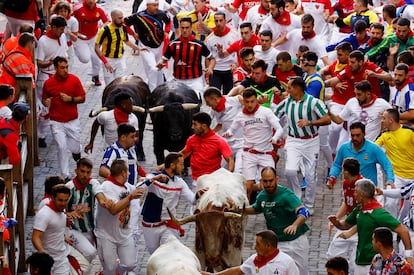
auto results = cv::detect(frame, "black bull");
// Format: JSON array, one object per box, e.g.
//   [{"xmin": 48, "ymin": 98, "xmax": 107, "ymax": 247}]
[
  {"xmin": 148, "ymin": 81, "xmax": 200, "ymax": 165},
  {"xmin": 101, "ymin": 75, "xmax": 150, "ymax": 161}
]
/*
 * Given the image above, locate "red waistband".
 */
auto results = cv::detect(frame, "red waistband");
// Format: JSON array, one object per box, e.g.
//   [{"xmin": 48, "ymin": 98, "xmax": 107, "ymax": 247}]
[{"xmin": 243, "ymin": 148, "xmax": 274, "ymax": 155}]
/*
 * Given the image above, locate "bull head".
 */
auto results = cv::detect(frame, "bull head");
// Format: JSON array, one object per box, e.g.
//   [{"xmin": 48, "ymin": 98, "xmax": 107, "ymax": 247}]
[
  {"xmin": 149, "ymin": 103, "xmax": 200, "ymax": 113},
  {"xmin": 167, "ymin": 207, "xmax": 244, "ymax": 226}
]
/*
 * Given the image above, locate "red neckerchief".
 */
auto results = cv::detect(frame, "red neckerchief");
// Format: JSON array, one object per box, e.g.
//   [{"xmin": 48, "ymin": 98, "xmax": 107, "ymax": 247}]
[
  {"xmin": 397, "ymin": 30, "xmax": 414, "ymax": 41},
  {"xmin": 396, "ymin": 78, "xmax": 413, "ymax": 91},
  {"xmin": 46, "ymin": 200, "xmax": 61, "ymax": 212},
  {"xmin": 114, "ymin": 107, "xmax": 129, "ymax": 125},
  {"xmin": 256, "ymin": 74, "xmax": 268, "ymax": 85},
  {"xmin": 212, "ymin": 26, "xmax": 231, "ymax": 37},
  {"xmin": 73, "ymin": 177, "xmax": 91, "ymax": 191},
  {"xmin": 0, "ymin": 102, "xmax": 7, "ymax": 108},
  {"xmin": 179, "ymin": 34, "xmax": 195, "ymax": 42},
  {"xmin": 42, "ymin": 194, "xmax": 53, "ymax": 200},
  {"xmin": 198, "ymin": 7, "xmax": 209, "ymax": 16},
  {"xmin": 360, "ymin": 198, "xmax": 382, "ymax": 211},
  {"xmin": 360, "ymin": 94, "xmax": 377, "ymax": 108},
  {"xmin": 302, "ymin": 31, "xmax": 316, "ymax": 40},
  {"xmin": 253, "ymin": 249, "xmax": 279, "ymax": 269},
  {"xmin": 107, "ymin": 175, "xmax": 126, "ymax": 188},
  {"xmin": 243, "ymin": 104, "xmax": 260, "ymax": 114},
  {"xmin": 275, "ymin": 11, "xmax": 291, "ymax": 25},
  {"xmin": 214, "ymin": 96, "xmax": 226, "ymax": 112},
  {"xmin": 258, "ymin": 5, "xmax": 268, "ymax": 14},
  {"xmin": 357, "ymin": 35, "xmax": 369, "ymax": 46},
  {"xmin": 45, "ymin": 30, "xmax": 61, "ymax": 46}
]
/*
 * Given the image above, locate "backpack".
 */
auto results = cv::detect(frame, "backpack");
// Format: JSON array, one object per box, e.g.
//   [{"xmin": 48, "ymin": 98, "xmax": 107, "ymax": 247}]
[
  {"xmin": 124, "ymin": 12, "xmax": 164, "ymax": 48},
  {"xmin": 4, "ymin": 0, "xmax": 32, "ymax": 13}
]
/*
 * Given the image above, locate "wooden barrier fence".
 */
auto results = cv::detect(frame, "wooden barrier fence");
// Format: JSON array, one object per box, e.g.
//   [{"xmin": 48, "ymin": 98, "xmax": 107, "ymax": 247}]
[{"xmin": 0, "ymin": 75, "xmax": 36, "ymax": 274}]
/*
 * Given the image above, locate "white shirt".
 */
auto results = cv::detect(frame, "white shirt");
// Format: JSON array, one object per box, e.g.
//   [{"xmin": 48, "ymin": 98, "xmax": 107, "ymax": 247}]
[
  {"xmin": 245, "ymin": 4, "xmax": 270, "ymax": 34},
  {"xmin": 95, "ymin": 180, "xmax": 135, "ymax": 243},
  {"xmin": 285, "ymin": 29, "xmax": 328, "ymax": 63},
  {"xmin": 96, "ymin": 110, "xmax": 139, "ymax": 148},
  {"xmin": 205, "ymin": 28, "xmax": 239, "ymax": 71},
  {"xmin": 259, "ymin": 13, "xmax": 302, "ymax": 52},
  {"xmin": 339, "ymin": 97, "xmax": 391, "ymax": 141},
  {"xmin": 33, "ymin": 205, "xmax": 69, "ymax": 262},
  {"xmin": 253, "ymin": 45, "xmax": 279, "ymax": 73},
  {"xmin": 36, "ymin": 34, "xmax": 68, "ymax": 80},
  {"xmin": 211, "ymin": 96, "xmax": 244, "ymax": 151},
  {"xmin": 228, "ymin": 105, "xmax": 283, "ymax": 152},
  {"xmin": 240, "ymin": 250, "xmax": 299, "ymax": 275},
  {"xmin": 299, "ymin": 0, "xmax": 331, "ymax": 43},
  {"xmin": 0, "ymin": 106, "xmax": 12, "ymax": 119}
]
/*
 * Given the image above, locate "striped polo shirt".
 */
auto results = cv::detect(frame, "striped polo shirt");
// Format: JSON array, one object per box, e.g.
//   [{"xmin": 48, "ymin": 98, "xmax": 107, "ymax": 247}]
[
  {"xmin": 96, "ymin": 23, "xmax": 128, "ymax": 58},
  {"xmin": 274, "ymin": 93, "xmax": 328, "ymax": 138}
]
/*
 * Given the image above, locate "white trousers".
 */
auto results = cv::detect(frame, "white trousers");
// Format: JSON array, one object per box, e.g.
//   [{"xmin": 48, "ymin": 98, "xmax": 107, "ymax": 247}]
[
  {"xmin": 284, "ymin": 136, "xmax": 320, "ymax": 208},
  {"xmin": 278, "ymin": 234, "xmax": 309, "ymax": 275},
  {"xmin": 328, "ymin": 102, "xmax": 347, "ymax": 153},
  {"xmin": 66, "ymin": 229, "xmax": 97, "ymax": 263},
  {"xmin": 73, "ymin": 37, "xmax": 101, "ymax": 76},
  {"xmin": 353, "ymin": 264, "xmax": 370, "ymax": 275},
  {"xmin": 96, "ymin": 236, "xmax": 137, "ymax": 275},
  {"xmin": 385, "ymin": 175, "xmax": 414, "ymax": 219},
  {"xmin": 143, "ymin": 224, "xmax": 179, "ymax": 254},
  {"xmin": 103, "ymin": 56, "xmax": 127, "ymax": 86},
  {"xmin": 51, "ymin": 255, "xmax": 70, "ymax": 275},
  {"xmin": 6, "ymin": 16, "xmax": 35, "ymax": 37},
  {"xmin": 176, "ymin": 77, "xmax": 205, "ymax": 99},
  {"xmin": 242, "ymin": 151, "xmax": 275, "ymax": 181},
  {"xmin": 139, "ymin": 41, "xmax": 164, "ymax": 92},
  {"xmin": 50, "ymin": 119, "xmax": 81, "ymax": 178},
  {"xmin": 326, "ymin": 229, "xmax": 358, "ymax": 274}
]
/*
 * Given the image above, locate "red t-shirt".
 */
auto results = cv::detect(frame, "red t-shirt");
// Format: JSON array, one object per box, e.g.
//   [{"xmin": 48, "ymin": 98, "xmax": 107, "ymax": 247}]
[
  {"xmin": 337, "ymin": 61, "xmax": 383, "ymax": 98},
  {"xmin": 4, "ymin": 0, "xmax": 38, "ymax": 21},
  {"xmin": 343, "ymin": 174, "xmax": 363, "ymax": 215},
  {"xmin": 183, "ymin": 129, "xmax": 233, "ymax": 180},
  {"xmin": 328, "ymin": 60, "xmax": 355, "ymax": 105},
  {"xmin": 233, "ymin": 66, "xmax": 250, "ymax": 83},
  {"xmin": 42, "ymin": 74, "xmax": 86, "ymax": 122},
  {"xmin": 226, "ymin": 35, "xmax": 260, "ymax": 65},
  {"xmin": 231, "ymin": 0, "xmax": 261, "ymax": 20},
  {"xmin": 73, "ymin": 2, "xmax": 109, "ymax": 40}
]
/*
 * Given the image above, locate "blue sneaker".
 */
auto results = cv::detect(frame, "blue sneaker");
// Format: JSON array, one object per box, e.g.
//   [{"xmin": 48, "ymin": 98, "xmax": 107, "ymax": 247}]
[{"xmin": 301, "ymin": 177, "xmax": 307, "ymax": 189}]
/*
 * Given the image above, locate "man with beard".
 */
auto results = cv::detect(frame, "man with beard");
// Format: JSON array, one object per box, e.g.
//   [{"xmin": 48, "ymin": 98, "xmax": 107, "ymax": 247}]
[
  {"xmin": 320, "ymin": 42, "xmax": 353, "ymax": 153},
  {"xmin": 260, "ymin": 0, "xmax": 301, "ymax": 52},
  {"xmin": 95, "ymin": 9, "xmax": 142, "ymax": 86},
  {"xmin": 325, "ymin": 50, "xmax": 393, "ymax": 99},
  {"xmin": 328, "ymin": 80, "xmax": 391, "ymax": 142},
  {"xmin": 205, "ymin": 11, "xmax": 239, "ymax": 94},
  {"xmin": 326, "ymin": 121, "xmax": 394, "ymax": 188},
  {"xmin": 367, "ymin": 18, "xmax": 414, "ymax": 67},
  {"xmin": 243, "ymin": 167, "xmax": 310, "ymax": 275},
  {"xmin": 389, "ymin": 63, "xmax": 414, "ymax": 124},
  {"xmin": 272, "ymin": 14, "xmax": 329, "ymax": 66}
]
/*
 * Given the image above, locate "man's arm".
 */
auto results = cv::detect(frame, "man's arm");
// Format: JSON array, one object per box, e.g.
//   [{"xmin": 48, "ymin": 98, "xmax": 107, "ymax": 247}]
[
  {"xmin": 95, "ymin": 43, "xmax": 113, "ymax": 73},
  {"xmin": 327, "ymin": 215, "xmax": 353, "ymax": 230},
  {"xmin": 99, "ymin": 165, "xmax": 110, "ymax": 178},
  {"xmin": 106, "ymin": 187, "xmax": 145, "ymax": 215},
  {"xmin": 84, "ymin": 119, "xmax": 101, "ymax": 153},
  {"xmin": 228, "ymin": 85, "xmax": 245, "ymax": 96},
  {"xmin": 400, "ymin": 109, "xmax": 414, "ymax": 122},
  {"xmin": 366, "ymin": 70, "xmax": 393, "ymax": 82},
  {"xmin": 284, "ymin": 205, "xmax": 308, "ymax": 235},
  {"xmin": 32, "ymin": 229, "xmax": 45, "ymax": 253},
  {"xmin": 201, "ymin": 266, "xmax": 243, "ymax": 275},
  {"xmin": 394, "ymin": 223, "xmax": 413, "ymax": 265},
  {"xmin": 224, "ymin": 155, "xmax": 234, "ymax": 172},
  {"xmin": 324, "ymin": 76, "xmax": 341, "ymax": 88}
]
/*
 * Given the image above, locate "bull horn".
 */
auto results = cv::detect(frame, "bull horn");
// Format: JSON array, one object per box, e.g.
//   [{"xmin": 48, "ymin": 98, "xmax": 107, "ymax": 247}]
[
  {"xmin": 182, "ymin": 103, "xmax": 200, "ymax": 110},
  {"xmin": 132, "ymin": 106, "xmax": 146, "ymax": 113},
  {"xmin": 167, "ymin": 207, "xmax": 197, "ymax": 226},
  {"xmin": 223, "ymin": 212, "xmax": 243, "ymax": 219},
  {"xmin": 148, "ymin": 105, "xmax": 165, "ymax": 113},
  {"xmin": 89, "ymin": 107, "xmax": 108, "ymax": 117}
]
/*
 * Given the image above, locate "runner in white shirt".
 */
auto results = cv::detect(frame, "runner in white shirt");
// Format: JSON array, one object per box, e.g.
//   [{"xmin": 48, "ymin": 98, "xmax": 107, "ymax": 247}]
[
  {"xmin": 205, "ymin": 11, "xmax": 240, "ymax": 94},
  {"xmin": 253, "ymin": 30, "xmax": 279, "ymax": 73},
  {"xmin": 224, "ymin": 88, "xmax": 283, "ymax": 200},
  {"xmin": 273, "ymin": 14, "xmax": 329, "ymax": 66},
  {"xmin": 260, "ymin": 0, "xmax": 301, "ymax": 52},
  {"xmin": 245, "ymin": 0, "xmax": 271, "ymax": 34},
  {"xmin": 204, "ymin": 87, "xmax": 244, "ymax": 173},
  {"xmin": 329, "ymin": 80, "xmax": 392, "ymax": 142},
  {"xmin": 94, "ymin": 160, "xmax": 145, "ymax": 275}
]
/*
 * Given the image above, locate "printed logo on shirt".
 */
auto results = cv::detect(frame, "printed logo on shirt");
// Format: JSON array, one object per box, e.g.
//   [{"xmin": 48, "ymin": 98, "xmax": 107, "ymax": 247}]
[{"xmin": 244, "ymin": 118, "xmax": 263, "ymax": 126}]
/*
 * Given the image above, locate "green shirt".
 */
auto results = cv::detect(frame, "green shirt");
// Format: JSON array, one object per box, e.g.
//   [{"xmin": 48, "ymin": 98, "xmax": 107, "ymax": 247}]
[
  {"xmin": 252, "ymin": 185, "xmax": 310, "ymax": 241},
  {"xmin": 366, "ymin": 33, "xmax": 414, "ymax": 64},
  {"xmin": 345, "ymin": 205, "xmax": 400, "ymax": 265}
]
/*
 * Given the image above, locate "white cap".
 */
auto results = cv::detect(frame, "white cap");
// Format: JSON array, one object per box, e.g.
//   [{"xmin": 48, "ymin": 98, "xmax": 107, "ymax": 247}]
[{"xmin": 146, "ymin": 0, "xmax": 159, "ymax": 4}]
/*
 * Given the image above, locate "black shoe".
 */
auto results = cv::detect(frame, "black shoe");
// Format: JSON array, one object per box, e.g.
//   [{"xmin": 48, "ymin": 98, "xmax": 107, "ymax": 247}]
[
  {"xmin": 92, "ymin": 76, "xmax": 102, "ymax": 86},
  {"xmin": 72, "ymin": 153, "xmax": 81, "ymax": 162},
  {"xmin": 38, "ymin": 138, "xmax": 47, "ymax": 148}
]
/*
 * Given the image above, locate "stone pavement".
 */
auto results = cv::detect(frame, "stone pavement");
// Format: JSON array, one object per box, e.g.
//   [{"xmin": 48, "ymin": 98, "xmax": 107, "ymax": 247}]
[{"xmin": 10, "ymin": 1, "xmax": 344, "ymax": 274}]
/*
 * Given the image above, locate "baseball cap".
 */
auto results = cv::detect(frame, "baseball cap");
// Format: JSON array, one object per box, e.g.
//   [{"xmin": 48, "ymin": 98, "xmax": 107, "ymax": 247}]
[{"xmin": 12, "ymin": 102, "xmax": 30, "ymax": 121}]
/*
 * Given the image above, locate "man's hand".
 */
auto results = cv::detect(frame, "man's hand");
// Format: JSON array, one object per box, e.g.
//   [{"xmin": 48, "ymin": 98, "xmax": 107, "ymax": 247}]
[
  {"xmin": 328, "ymin": 215, "xmax": 340, "ymax": 227},
  {"xmin": 326, "ymin": 178, "xmax": 335, "ymax": 190},
  {"xmin": 84, "ymin": 143, "xmax": 93, "ymax": 154},
  {"xmin": 64, "ymin": 237, "xmax": 74, "ymax": 245},
  {"xmin": 284, "ymin": 224, "xmax": 298, "ymax": 235},
  {"xmin": 130, "ymin": 186, "xmax": 145, "ymax": 200},
  {"xmin": 334, "ymin": 82, "xmax": 348, "ymax": 92},
  {"xmin": 156, "ymin": 60, "xmax": 165, "ymax": 70},
  {"xmin": 43, "ymin": 97, "xmax": 52, "ymax": 107},
  {"xmin": 389, "ymin": 43, "xmax": 400, "ymax": 56},
  {"xmin": 104, "ymin": 62, "xmax": 114, "ymax": 73}
]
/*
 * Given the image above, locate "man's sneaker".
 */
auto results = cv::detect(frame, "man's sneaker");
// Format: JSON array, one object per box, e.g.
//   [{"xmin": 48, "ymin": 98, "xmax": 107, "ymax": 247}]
[
  {"xmin": 38, "ymin": 138, "xmax": 47, "ymax": 148},
  {"xmin": 301, "ymin": 177, "xmax": 307, "ymax": 189},
  {"xmin": 92, "ymin": 76, "xmax": 102, "ymax": 86}
]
